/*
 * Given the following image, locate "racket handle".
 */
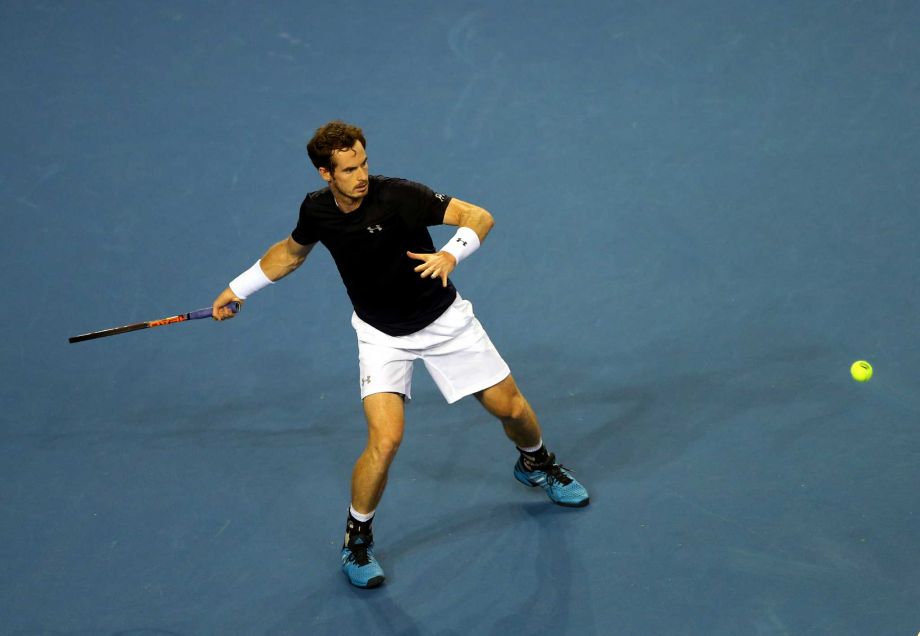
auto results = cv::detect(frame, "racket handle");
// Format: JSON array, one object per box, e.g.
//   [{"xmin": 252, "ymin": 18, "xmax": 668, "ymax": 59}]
[{"xmin": 188, "ymin": 301, "xmax": 240, "ymax": 320}]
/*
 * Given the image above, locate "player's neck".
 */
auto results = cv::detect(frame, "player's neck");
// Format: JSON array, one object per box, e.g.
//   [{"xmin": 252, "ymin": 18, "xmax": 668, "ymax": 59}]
[{"xmin": 331, "ymin": 187, "xmax": 363, "ymax": 214}]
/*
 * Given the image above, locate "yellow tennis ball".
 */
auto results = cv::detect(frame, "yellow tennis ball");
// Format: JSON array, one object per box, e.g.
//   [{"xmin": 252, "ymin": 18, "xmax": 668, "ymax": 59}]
[{"xmin": 850, "ymin": 360, "xmax": 873, "ymax": 382}]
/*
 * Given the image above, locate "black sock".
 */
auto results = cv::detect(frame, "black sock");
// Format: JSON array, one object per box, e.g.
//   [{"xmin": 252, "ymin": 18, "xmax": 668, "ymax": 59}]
[
  {"xmin": 344, "ymin": 510, "xmax": 374, "ymax": 547},
  {"xmin": 518, "ymin": 444, "xmax": 551, "ymax": 470}
]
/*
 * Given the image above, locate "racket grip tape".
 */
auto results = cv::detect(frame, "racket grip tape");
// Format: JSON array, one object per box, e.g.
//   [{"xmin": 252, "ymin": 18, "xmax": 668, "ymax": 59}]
[{"xmin": 188, "ymin": 302, "xmax": 240, "ymax": 320}]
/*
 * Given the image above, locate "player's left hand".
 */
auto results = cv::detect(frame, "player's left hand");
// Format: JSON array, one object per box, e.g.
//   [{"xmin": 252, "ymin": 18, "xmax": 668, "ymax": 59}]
[{"xmin": 407, "ymin": 251, "xmax": 456, "ymax": 287}]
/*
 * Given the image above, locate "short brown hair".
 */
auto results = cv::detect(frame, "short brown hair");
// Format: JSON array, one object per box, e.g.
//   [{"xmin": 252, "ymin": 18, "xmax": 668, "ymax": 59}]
[{"xmin": 306, "ymin": 120, "xmax": 366, "ymax": 172}]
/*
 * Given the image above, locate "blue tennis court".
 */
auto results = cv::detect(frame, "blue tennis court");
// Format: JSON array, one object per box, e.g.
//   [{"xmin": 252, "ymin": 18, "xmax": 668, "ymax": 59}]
[{"xmin": 2, "ymin": 2, "xmax": 918, "ymax": 634}]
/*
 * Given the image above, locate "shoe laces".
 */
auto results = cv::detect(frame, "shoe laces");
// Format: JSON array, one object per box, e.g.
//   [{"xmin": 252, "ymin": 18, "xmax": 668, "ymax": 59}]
[
  {"xmin": 537, "ymin": 453, "xmax": 574, "ymax": 486},
  {"xmin": 345, "ymin": 535, "xmax": 373, "ymax": 566}
]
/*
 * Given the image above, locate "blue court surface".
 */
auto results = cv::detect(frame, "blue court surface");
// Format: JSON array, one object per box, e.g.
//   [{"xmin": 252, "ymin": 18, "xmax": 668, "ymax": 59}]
[{"xmin": 2, "ymin": 2, "xmax": 919, "ymax": 634}]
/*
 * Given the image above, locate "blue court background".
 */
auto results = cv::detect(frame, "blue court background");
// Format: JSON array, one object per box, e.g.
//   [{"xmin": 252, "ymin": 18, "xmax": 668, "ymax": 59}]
[{"xmin": 2, "ymin": 1, "xmax": 918, "ymax": 634}]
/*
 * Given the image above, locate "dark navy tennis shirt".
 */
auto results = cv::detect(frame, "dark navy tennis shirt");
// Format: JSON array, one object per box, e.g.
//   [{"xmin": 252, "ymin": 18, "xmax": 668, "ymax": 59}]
[{"xmin": 291, "ymin": 176, "xmax": 457, "ymax": 336}]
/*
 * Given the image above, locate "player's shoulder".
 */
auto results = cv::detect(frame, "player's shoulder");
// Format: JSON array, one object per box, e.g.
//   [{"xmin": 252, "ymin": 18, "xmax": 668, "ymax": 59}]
[
  {"xmin": 373, "ymin": 174, "xmax": 417, "ymax": 191},
  {"xmin": 300, "ymin": 186, "xmax": 335, "ymax": 214},
  {"xmin": 372, "ymin": 175, "xmax": 439, "ymax": 201}
]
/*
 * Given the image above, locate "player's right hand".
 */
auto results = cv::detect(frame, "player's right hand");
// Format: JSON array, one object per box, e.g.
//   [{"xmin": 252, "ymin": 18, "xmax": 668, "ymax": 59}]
[{"xmin": 212, "ymin": 287, "xmax": 244, "ymax": 320}]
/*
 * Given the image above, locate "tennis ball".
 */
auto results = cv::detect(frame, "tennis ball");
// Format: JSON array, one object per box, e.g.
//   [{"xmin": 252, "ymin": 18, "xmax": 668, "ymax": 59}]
[{"xmin": 850, "ymin": 360, "xmax": 873, "ymax": 382}]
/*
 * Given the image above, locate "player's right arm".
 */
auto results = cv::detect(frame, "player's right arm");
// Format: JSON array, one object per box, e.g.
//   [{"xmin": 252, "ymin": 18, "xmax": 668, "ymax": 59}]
[
  {"xmin": 212, "ymin": 236, "xmax": 315, "ymax": 320},
  {"xmin": 259, "ymin": 235, "xmax": 315, "ymax": 280}
]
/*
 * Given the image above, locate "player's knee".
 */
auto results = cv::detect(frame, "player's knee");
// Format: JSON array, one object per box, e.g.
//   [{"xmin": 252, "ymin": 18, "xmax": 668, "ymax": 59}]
[
  {"xmin": 512, "ymin": 393, "xmax": 531, "ymax": 421},
  {"xmin": 498, "ymin": 391, "xmax": 528, "ymax": 423},
  {"xmin": 370, "ymin": 433, "xmax": 402, "ymax": 462}
]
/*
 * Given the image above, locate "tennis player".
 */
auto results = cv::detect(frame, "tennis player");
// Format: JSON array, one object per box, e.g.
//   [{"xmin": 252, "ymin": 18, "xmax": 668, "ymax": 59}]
[{"xmin": 211, "ymin": 121, "xmax": 589, "ymax": 588}]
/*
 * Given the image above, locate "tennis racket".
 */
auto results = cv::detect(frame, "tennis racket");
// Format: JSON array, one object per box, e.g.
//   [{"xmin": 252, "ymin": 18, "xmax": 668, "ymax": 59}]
[{"xmin": 68, "ymin": 302, "xmax": 240, "ymax": 344}]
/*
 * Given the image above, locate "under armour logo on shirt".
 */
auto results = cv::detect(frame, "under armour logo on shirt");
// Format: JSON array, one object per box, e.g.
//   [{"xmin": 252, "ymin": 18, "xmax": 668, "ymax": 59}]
[
  {"xmin": 455, "ymin": 237, "xmax": 468, "ymax": 246},
  {"xmin": 366, "ymin": 225, "xmax": 383, "ymax": 233},
  {"xmin": 361, "ymin": 375, "xmax": 371, "ymax": 386}
]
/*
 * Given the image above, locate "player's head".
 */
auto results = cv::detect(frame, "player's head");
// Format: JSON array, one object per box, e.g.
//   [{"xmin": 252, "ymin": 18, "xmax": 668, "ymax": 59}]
[
  {"xmin": 308, "ymin": 121, "xmax": 369, "ymax": 202},
  {"xmin": 307, "ymin": 120, "xmax": 367, "ymax": 173}
]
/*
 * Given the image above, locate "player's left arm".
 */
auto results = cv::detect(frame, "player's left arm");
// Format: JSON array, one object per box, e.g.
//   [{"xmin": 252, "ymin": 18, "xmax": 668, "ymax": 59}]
[
  {"xmin": 408, "ymin": 198, "xmax": 494, "ymax": 286},
  {"xmin": 441, "ymin": 198, "xmax": 494, "ymax": 242}
]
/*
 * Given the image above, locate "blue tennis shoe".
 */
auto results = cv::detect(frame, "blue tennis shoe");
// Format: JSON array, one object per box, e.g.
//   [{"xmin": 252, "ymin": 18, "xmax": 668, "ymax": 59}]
[
  {"xmin": 514, "ymin": 453, "xmax": 590, "ymax": 507},
  {"xmin": 341, "ymin": 534, "xmax": 385, "ymax": 588}
]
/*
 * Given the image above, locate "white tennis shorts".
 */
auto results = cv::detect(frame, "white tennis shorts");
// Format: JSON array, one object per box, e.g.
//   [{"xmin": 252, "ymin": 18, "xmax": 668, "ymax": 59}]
[{"xmin": 351, "ymin": 294, "xmax": 511, "ymax": 404}]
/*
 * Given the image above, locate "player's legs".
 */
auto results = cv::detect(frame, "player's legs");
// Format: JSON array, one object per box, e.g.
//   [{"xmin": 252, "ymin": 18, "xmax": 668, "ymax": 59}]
[
  {"xmin": 341, "ymin": 391, "xmax": 404, "ymax": 589},
  {"xmin": 415, "ymin": 298, "xmax": 588, "ymax": 507},
  {"xmin": 474, "ymin": 374, "xmax": 542, "ymax": 448},
  {"xmin": 351, "ymin": 391, "xmax": 405, "ymax": 513},
  {"xmin": 476, "ymin": 374, "xmax": 590, "ymax": 508}
]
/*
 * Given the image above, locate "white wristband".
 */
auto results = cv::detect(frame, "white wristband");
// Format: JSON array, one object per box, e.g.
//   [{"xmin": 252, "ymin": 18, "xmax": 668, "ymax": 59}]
[
  {"xmin": 439, "ymin": 227, "xmax": 480, "ymax": 264},
  {"xmin": 228, "ymin": 260, "xmax": 273, "ymax": 299}
]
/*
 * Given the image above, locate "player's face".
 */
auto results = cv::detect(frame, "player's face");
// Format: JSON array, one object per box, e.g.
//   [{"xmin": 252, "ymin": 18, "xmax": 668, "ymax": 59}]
[{"xmin": 322, "ymin": 141, "xmax": 369, "ymax": 202}]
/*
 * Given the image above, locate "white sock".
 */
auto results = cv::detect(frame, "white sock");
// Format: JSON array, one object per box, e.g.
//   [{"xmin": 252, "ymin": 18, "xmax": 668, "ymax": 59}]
[
  {"xmin": 517, "ymin": 439, "xmax": 544, "ymax": 454},
  {"xmin": 349, "ymin": 505, "xmax": 375, "ymax": 523}
]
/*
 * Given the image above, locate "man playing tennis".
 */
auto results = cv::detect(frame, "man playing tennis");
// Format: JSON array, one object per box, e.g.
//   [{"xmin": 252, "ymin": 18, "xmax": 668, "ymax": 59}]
[{"xmin": 211, "ymin": 120, "xmax": 589, "ymax": 588}]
